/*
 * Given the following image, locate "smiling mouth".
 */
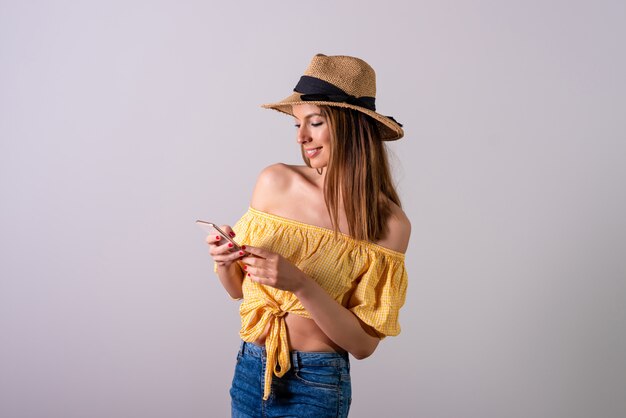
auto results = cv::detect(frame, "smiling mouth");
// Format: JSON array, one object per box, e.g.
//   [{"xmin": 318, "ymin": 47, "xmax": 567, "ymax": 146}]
[{"xmin": 305, "ymin": 147, "xmax": 322, "ymax": 158}]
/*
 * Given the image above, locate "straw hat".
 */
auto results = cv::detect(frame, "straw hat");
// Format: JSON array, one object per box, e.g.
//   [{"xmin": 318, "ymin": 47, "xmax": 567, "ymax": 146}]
[{"xmin": 262, "ymin": 54, "xmax": 404, "ymax": 141}]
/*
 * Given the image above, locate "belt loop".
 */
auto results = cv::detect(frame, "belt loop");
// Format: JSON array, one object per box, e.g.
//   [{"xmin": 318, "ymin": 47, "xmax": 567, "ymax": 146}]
[
  {"xmin": 291, "ymin": 351, "xmax": 299, "ymax": 373},
  {"xmin": 238, "ymin": 340, "xmax": 245, "ymax": 357}
]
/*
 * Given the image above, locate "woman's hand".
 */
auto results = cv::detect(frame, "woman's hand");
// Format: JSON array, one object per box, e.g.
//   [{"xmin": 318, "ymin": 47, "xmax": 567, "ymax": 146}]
[
  {"xmin": 240, "ymin": 246, "xmax": 308, "ymax": 292},
  {"xmin": 206, "ymin": 225, "xmax": 245, "ymax": 267}
]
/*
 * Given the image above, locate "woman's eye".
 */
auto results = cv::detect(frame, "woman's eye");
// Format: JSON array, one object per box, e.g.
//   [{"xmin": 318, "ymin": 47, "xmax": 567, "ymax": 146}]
[
  {"xmin": 311, "ymin": 122, "xmax": 323, "ymax": 127},
  {"xmin": 294, "ymin": 124, "xmax": 301, "ymax": 128}
]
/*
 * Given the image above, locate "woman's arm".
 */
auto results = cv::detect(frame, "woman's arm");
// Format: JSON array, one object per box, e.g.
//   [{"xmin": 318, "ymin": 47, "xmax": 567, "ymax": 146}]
[
  {"xmin": 293, "ymin": 273, "xmax": 381, "ymax": 359},
  {"xmin": 206, "ymin": 227, "xmax": 246, "ymax": 299},
  {"xmin": 215, "ymin": 260, "xmax": 245, "ymax": 300},
  {"xmin": 241, "ymin": 246, "xmax": 380, "ymax": 359},
  {"xmin": 206, "ymin": 164, "xmax": 289, "ymax": 299},
  {"xmin": 295, "ymin": 208, "xmax": 410, "ymax": 356}
]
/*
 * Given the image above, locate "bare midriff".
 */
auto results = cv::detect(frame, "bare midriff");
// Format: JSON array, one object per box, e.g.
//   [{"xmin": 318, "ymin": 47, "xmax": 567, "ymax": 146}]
[{"xmin": 252, "ymin": 313, "xmax": 345, "ymax": 353}]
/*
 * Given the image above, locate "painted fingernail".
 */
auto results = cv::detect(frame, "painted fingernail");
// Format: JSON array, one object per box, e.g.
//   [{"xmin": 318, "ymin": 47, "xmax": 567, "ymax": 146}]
[
  {"xmin": 247, "ymin": 273, "xmax": 251, "ymax": 277},
  {"xmin": 229, "ymin": 231, "xmax": 236, "ymax": 237},
  {"xmin": 243, "ymin": 265, "xmax": 247, "ymax": 270},
  {"xmin": 241, "ymin": 245, "xmax": 247, "ymax": 250},
  {"xmin": 228, "ymin": 243, "xmax": 233, "ymax": 248},
  {"xmin": 215, "ymin": 235, "xmax": 221, "ymax": 241},
  {"xmin": 239, "ymin": 251, "xmax": 244, "ymax": 256}
]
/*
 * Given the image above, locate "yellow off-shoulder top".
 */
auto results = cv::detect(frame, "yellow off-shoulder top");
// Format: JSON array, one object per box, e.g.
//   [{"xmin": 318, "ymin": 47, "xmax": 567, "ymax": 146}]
[{"xmin": 230, "ymin": 207, "xmax": 408, "ymax": 400}]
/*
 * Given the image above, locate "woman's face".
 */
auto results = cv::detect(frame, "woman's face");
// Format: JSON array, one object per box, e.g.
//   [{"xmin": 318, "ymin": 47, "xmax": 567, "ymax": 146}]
[{"xmin": 292, "ymin": 104, "xmax": 331, "ymax": 169}]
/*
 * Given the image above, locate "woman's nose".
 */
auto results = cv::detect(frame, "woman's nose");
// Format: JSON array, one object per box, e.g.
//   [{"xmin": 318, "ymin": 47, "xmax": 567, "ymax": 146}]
[{"xmin": 296, "ymin": 127, "xmax": 311, "ymax": 144}]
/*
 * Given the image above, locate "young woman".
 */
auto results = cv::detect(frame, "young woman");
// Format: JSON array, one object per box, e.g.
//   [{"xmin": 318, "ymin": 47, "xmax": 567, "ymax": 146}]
[{"xmin": 206, "ymin": 54, "xmax": 410, "ymax": 418}]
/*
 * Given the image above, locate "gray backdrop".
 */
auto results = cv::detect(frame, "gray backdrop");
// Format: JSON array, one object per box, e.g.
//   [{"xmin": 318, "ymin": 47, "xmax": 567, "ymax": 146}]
[{"xmin": 1, "ymin": 1, "xmax": 625, "ymax": 417}]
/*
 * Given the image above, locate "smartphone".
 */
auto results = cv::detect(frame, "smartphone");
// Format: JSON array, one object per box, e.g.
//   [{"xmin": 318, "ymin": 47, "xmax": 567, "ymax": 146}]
[{"xmin": 196, "ymin": 220, "xmax": 242, "ymax": 251}]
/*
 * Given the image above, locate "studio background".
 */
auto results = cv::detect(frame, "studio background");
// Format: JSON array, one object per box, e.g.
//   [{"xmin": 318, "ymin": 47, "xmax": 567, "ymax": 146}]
[{"xmin": 1, "ymin": 1, "xmax": 625, "ymax": 417}]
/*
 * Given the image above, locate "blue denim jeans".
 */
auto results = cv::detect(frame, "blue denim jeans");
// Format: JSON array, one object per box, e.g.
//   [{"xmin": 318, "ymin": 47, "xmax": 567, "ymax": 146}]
[{"xmin": 230, "ymin": 341, "xmax": 352, "ymax": 418}]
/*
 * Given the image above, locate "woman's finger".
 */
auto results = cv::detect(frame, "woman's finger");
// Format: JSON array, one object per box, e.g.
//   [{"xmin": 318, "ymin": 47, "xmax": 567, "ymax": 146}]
[
  {"xmin": 241, "ymin": 245, "xmax": 271, "ymax": 259},
  {"xmin": 246, "ymin": 263, "xmax": 269, "ymax": 277},
  {"xmin": 240, "ymin": 254, "xmax": 267, "ymax": 268},
  {"xmin": 209, "ymin": 242, "xmax": 227, "ymax": 256},
  {"xmin": 210, "ymin": 241, "xmax": 244, "ymax": 256},
  {"xmin": 246, "ymin": 269, "xmax": 267, "ymax": 285},
  {"xmin": 206, "ymin": 234, "xmax": 224, "ymax": 245},
  {"xmin": 221, "ymin": 225, "xmax": 237, "ymax": 239},
  {"xmin": 214, "ymin": 249, "xmax": 245, "ymax": 262}
]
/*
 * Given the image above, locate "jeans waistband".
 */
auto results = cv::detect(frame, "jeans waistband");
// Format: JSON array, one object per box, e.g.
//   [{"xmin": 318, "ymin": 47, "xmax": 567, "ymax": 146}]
[{"xmin": 238, "ymin": 340, "xmax": 350, "ymax": 370}]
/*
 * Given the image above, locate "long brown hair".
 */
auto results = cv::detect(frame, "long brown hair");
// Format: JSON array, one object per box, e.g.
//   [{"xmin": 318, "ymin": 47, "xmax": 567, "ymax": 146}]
[{"xmin": 302, "ymin": 106, "xmax": 401, "ymax": 242}]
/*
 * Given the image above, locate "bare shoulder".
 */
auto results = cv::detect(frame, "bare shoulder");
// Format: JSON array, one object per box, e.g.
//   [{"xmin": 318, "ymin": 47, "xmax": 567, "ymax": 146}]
[
  {"xmin": 250, "ymin": 163, "xmax": 301, "ymax": 212},
  {"xmin": 376, "ymin": 202, "xmax": 412, "ymax": 254}
]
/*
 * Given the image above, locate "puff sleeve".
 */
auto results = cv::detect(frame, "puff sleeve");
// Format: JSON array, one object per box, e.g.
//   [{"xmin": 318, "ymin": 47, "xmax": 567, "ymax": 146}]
[{"xmin": 348, "ymin": 253, "xmax": 408, "ymax": 338}]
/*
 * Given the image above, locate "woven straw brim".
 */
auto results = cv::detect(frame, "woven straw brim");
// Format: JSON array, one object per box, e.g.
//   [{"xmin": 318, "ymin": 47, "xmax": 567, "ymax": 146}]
[{"xmin": 262, "ymin": 92, "xmax": 404, "ymax": 141}]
